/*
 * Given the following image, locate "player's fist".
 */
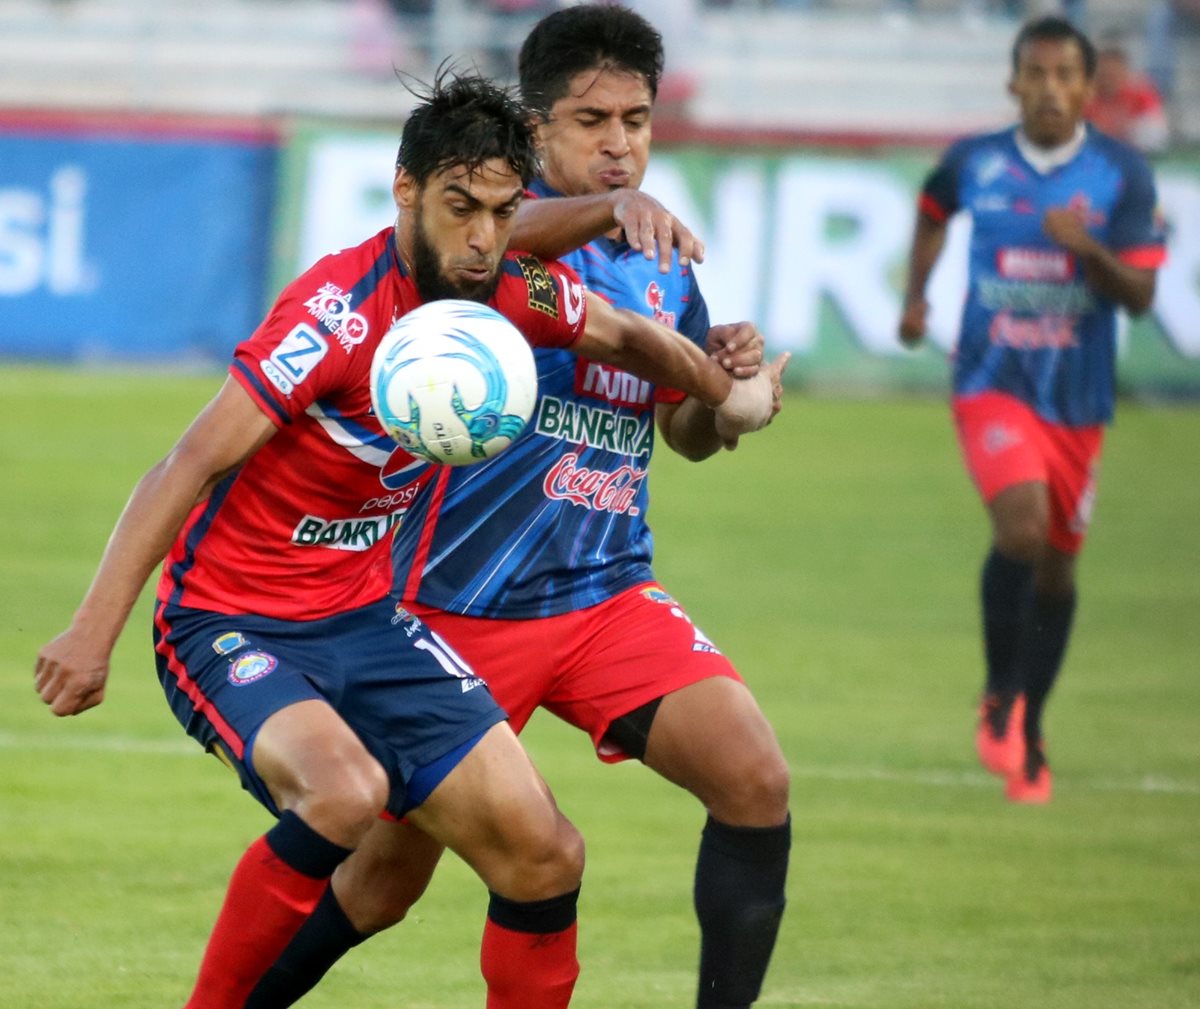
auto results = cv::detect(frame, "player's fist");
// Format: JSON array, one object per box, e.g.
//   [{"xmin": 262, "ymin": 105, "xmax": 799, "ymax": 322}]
[
  {"xmin": 1042, "ymin": 207, "xmax": 1096, "ymax": 255},
  {"xmin": 34, "ymin": 630, "xmax": 111, "ymax": 717},
  {"xmin": 899, "ymin": 297, "xmax": 928, "ymax": 347},
  {"xmin": 714, "ymin": 352, "xmax": 791, "ymax": 447}
]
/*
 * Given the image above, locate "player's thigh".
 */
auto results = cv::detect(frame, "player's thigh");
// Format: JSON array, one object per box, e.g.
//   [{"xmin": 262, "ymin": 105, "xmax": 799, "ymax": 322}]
[
  {"xmin": 644, "ymin": 676, "xmax": 790, "ymax": 827},
  {"xmin": 543, "ymin": 583, "xmax": 741, "ymax": 760},
  {"xmin": 334, "ymin": 601, "xmax": 509, "ymax": 819},
  {"xmin": 406, "ymin": 722, "xmax": 582, "ymax": 896},
  {"xmin": 252, "ymin": 698, "xmax": 388, "ymax": 827},
  {"xmin": 154, "ymin": 603, "xmax": 341, "ymax": 815}
]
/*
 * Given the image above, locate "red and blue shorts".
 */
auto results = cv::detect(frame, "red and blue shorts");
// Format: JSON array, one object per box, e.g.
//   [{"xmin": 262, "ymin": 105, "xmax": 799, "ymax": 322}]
[
  {"xmin": 152, "ymin": 594, "xmax": 506, "ymax": 818},
  {"xmin": 406, "ymin": 581, "xmax": 742, "ymax": 763},
  {"xmin": 952, "ymin": 391, "xmax": 1104, "ymax": 555}
]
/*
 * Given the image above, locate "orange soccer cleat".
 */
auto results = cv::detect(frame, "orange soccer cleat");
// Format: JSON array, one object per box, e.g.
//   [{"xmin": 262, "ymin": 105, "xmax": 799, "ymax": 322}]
[
  {"xmin": 1006, "ymin": 741, "xmax": 1052, "ymax": 804},
  {"xmin": 975, "ymin": 692, "xmax": 1026, "ymax": 777}
]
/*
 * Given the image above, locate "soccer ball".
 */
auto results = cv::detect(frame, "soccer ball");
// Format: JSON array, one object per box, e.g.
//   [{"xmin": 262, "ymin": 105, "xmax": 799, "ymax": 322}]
[{"xmin": 370, "ymin": 299, "xmax": 538, "ymax": 466}]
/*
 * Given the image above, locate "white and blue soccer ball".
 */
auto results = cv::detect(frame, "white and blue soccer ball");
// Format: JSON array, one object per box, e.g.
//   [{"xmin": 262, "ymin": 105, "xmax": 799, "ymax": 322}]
[{"xmin": 370, "ymin": 299, "xmax": 538, "ymax": 466}]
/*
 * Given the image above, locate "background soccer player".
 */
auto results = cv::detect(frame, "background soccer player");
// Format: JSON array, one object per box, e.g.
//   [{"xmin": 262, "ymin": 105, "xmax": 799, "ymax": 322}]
[
  {"xmin": 898, "ymin": 16, "xmax": 1166, "ymax": 803},
  {"xmin": 267, "ymin": 8, "xmax": 794, "ymax": 1009},
  {"xmin": 34, "ymin": 70, "xmax": 776, "ymax": 1009}
]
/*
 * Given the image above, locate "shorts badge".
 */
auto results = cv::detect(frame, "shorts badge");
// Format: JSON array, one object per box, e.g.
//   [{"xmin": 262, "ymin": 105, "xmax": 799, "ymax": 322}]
[
  {"xmin": 228, "ymin": 651, "xmax": 278, "ymax": 686},
  {"xmin": 212, "ymin": 632, "xmax": 249, "ymax": 656}
]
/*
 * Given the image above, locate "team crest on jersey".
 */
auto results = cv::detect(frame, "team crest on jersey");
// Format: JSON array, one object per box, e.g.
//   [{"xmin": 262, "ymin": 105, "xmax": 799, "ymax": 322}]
[
  {"xmin": 517, "ymin": 256, "xmax": 559, "ymax": 318},
  {"xmin": 390, "ymin": 604, "xmax": 423, "ymax": 636},
  {"xmin": 642, "ymin": 587, "xmax": 676, "ymax": 605},
  {"xmin": 645, "ymin": 281, "xmax": 676, "ymax": 328},
  {"xmin": 304, "ymin": 282, "xmax": 370, "ymax": 352},
  {"xmin": 228, "ymin": 651, "xmax": 278, "ymax": 686},
  {"xmin": 1066, "ymin": 193, "xmax": 1106, "ymax": 227},
  {"xmin": 211, "ymin": 632, "xmax": 249, "ymax": 656}
]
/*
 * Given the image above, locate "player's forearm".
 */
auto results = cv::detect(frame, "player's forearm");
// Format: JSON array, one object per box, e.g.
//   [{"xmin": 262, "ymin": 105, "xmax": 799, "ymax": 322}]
[
  {"xmin": 608, "ymin": 309, "xmax": 732, "ymax": 409},
  {"xmin": 69, "ymin": 457, "xmax": 207, "ymax": 651},
  {"xmin": 1077, "ymin": 246, "xmax": 1157, "ymax": 315},
  {"xmin": 903, "ymin": 214, "xmax": 948, "ymax": 304},
  {"xmin": 656, "ymin": 398, "xmax": 724, "ymax": 462},
  {"xmin": 512, "ymin": 194, "xmax": 619, "ymax": 259}
]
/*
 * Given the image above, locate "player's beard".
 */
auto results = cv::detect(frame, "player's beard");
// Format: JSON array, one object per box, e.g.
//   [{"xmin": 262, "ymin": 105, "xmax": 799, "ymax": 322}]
[{"xmin": 411, "ymin": 209, "xmax": 501, "ymax": 305}]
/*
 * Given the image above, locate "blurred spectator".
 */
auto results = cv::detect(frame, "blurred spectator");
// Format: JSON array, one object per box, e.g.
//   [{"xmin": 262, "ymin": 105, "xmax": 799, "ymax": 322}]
[
  {"xmin": 885, "ymin": 0, "xmax": 1085, "ymax": 30},
  {"xmin": 1083, "ymin": 33, "xmax": 1169, "ymax": 152}
]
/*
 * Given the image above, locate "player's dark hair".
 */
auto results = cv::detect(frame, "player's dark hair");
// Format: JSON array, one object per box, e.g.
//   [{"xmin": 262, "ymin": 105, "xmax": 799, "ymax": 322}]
[
  {"xmin": 518, "ymin": 3, "xmax": 664, "ymax": 119},
  {"xmin": 397, "ymin": 67, "xmax": 538, "ymax": 186},
  {"xmin": 1011, "ymin": 16, "xmax": 1097, "ymax": 78}
]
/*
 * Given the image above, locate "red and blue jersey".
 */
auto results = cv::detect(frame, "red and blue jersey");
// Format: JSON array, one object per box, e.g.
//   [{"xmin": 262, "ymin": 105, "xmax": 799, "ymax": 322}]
[
  {"xmin": 921, "ymin": 125, "xmax": 1165, "ymax": 426},
  {"xmin": 156, "ymin": 227, "xmax": 584, "ymax": 621},
  {"xmin": 392, "ymin": 178, "xmax": 711, "ymax": 618}
]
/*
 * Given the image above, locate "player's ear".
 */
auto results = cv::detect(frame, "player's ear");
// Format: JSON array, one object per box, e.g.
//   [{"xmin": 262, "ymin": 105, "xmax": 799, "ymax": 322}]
[{"xmin": 393, "ymin": 168, "xmax": 418, "ymax": 211}]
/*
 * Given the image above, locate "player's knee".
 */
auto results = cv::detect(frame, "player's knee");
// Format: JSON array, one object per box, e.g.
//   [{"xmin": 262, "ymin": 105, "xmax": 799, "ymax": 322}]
[
  {"xmin": 704, "ymin": 741, "xmax": 791, "ymax": 827},
  {"xmin": 994, "ymin": 511, "xmax": 1049, "ymax": 562},
  {"xmin": 504, "ymin": 813, "xmax": 586, "ymax": 901},
  {"xmin": 298, "ymin": 758, "xmax": 390, "ymax": 845}
]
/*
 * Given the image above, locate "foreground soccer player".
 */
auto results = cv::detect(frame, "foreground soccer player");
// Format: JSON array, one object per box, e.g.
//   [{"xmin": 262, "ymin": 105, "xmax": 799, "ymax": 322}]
[
  {"xmin": 259, "ymin": 8, "xmax": 794, "ymax": 1009},
  {"xmin": 34, "ymin": 71, "xmax": 777, "ymax": 1009},
  {"xmin": 899, "ymin": 17, "xmax": 1165, "ymax": 802}
]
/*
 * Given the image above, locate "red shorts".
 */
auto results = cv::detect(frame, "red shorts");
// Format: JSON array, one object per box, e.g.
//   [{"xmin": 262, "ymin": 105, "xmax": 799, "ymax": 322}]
[
  {"xmin": 406, "ymin": 581, "xmax": 741, "ymax": 763},
  {"xmin": 952, "ymin": 391, "xmax": 1104, "ymax": 555}
]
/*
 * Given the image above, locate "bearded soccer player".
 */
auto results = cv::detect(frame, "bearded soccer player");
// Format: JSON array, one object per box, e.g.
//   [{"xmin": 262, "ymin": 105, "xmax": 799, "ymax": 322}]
[
  {"xmin": 259, "ymin": 7, "xmax": 795, "ymax": 1009},
  {"xmin": 899, "ymin": 17, "xmax": 1165, "ymax": 803},
  {"xmin": 34, "ymin": 71, "xmax": 776, "ymax": 1009}
]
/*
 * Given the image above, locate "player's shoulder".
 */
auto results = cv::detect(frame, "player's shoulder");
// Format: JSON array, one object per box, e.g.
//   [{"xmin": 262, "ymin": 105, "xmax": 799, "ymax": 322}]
[
  {"xmin": 944, "ymin": 127, "xmax": 1015, "ymax": 165},
  {"xmin": 1083, "ymin": 126, "xmax": 1157, "ymax": 180},
  {"xmin": 496, "ymin": 252, "xmax": 585, "ymax": 330},
  {"xmin": 276, "ymin": 228, "xmax": 394, "ymax": 305}
]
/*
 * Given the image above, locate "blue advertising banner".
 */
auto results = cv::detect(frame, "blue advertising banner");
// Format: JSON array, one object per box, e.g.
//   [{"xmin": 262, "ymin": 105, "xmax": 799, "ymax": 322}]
[{"xmin": 0, "ymin": 115, "xmax": 277, "ymax": 365}]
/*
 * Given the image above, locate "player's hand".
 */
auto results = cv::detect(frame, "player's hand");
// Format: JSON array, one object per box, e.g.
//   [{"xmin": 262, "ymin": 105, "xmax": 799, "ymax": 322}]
[
  {"xmin": 610, "ymin": 190, "xmax": 705, "ymax": 274},
  {"xmin": 1042, "ymin": 207, "xmax": 1098, "ymax": 256},
  {"xmin": 714, "ymin": 352, "xmax": 791, "ymax": 447},
  {"xmin": 34, "ymin": 629, "xmax": 111, "ymax": 716},
  {"xmin": 706, "ymin": 322, "xmax": 764, "ymax": 378},
  {"xmin": 898, "ymin": 297, "xmax": 928, "ymax": 347}
]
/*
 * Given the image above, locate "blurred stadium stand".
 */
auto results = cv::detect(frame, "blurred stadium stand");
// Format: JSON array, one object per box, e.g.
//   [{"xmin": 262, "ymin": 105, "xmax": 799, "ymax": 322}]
[{"xmin": 0, "ymin": 0, "xmax": 1194, "ymax": 142}]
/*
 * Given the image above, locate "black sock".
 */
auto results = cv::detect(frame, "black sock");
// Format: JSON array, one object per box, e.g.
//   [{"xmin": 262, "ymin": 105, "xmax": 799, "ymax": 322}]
[
  {"xmin": 243, "ymin": 882, "xmax": 365, "ymax": 1009},
  {"xmin": 486, "ymin": 887, "xmax": 581, "ymax": 933},
  {"xmin": 694, "ymin": 814, "xmax": 791, "ymax": 1009},
  {"xmin": 1019, "ymin": 590, "xmax": 1077, "ymax": 745},
  {"xmin": 981, "ymin": 548, "xmax": 1034, "ymax": 697}
]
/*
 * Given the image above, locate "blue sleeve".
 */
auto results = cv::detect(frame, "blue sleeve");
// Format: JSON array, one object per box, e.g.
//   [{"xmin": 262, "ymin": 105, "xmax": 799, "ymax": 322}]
[
  {"xmin": 920, "ymin": 139, "xmax": 969, "ymax": 221},
  {"xmin": 1108, "ymin": 149, "xmax": 1165, "ymax": 253},
  {"xmin": 677, "ymin": 268, "xmax": 710, "ymax": 347}
]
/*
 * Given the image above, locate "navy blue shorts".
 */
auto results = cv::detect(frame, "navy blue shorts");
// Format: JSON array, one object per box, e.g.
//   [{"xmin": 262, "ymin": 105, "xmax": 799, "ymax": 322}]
[{"xmin": 153, "ymin": 595, "xmax": 506, "ymax": 818}]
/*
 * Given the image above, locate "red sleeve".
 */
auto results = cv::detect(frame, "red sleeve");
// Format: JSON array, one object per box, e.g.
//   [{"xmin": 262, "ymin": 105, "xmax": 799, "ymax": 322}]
[
  {"xmin": 493, "ymin": 255, "xmax": 588, "ymax": 349},
  {"xmin": 229, "ymin": 276, "xmax": 354, "ymax": 427}
]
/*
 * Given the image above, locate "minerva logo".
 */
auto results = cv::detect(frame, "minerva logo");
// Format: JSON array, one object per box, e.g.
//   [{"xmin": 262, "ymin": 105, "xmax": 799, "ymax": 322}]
[{"xmin": 535, "ymin": 396, "xmax": 654, "ymax": 456}]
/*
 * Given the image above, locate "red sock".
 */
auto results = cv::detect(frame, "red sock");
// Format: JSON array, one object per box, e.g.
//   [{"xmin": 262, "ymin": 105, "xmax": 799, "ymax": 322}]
[
  {"xmin": 184, "ymin": 813, "xmax": 351, "ymax": 1009},
  {"xmin": 480, "ymin": 890, "xmax": 580, "ymax": 1009}
]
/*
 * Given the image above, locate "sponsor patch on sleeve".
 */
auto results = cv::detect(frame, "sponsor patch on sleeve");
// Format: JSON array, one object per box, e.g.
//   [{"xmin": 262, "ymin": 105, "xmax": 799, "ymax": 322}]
[
  {"xmin": 263, "ymin": 323, "xmax": 329, "ymax": 396},
  {"xmin": 517, "ymin": 256, "xmax": 560, "ymax": 319}
]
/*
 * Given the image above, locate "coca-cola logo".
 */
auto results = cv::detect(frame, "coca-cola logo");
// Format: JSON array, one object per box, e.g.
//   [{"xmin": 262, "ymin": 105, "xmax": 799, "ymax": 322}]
[{"xmin": 542, "ymin": 452, "xmax": 646, "ymax": 516}]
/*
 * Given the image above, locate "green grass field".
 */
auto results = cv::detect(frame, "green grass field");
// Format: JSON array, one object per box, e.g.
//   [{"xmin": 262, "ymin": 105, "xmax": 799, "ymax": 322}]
[{"xmin": 2, "ymin": 365, "xmax": 1198, "ymax": 1009}]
